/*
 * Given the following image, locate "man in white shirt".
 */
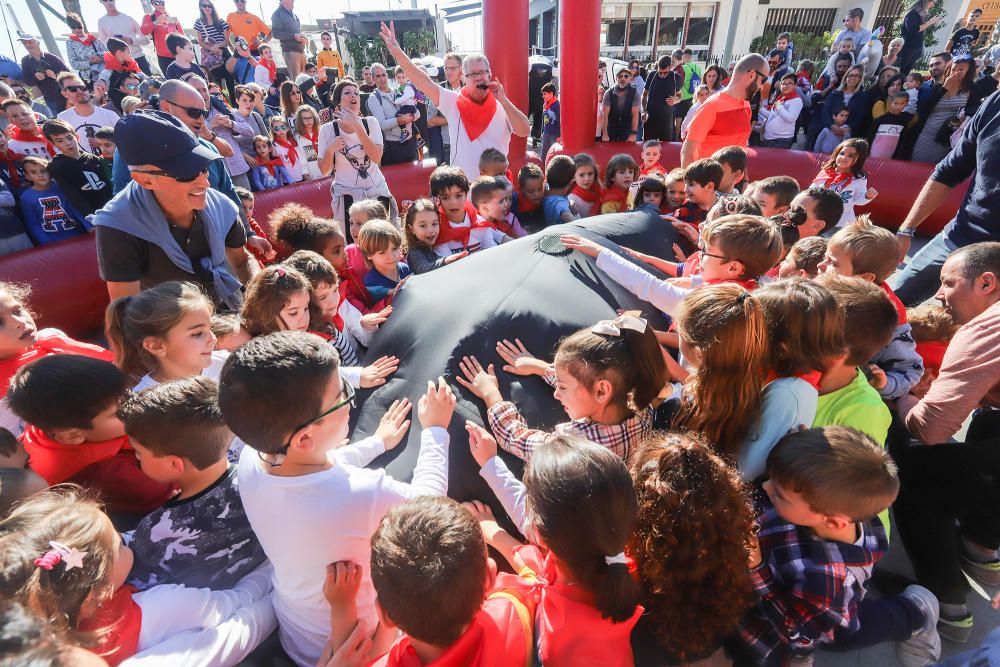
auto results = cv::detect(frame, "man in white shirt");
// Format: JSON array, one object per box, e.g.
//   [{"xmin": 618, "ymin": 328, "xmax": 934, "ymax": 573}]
[
  {"xmin": 380, "ymin": 21, "xmax": 530, "ymax": 179},
  {"xmin": 97, "ymin": 0, "xmax": 152, "ymax": 75},
  {"xmin": 56, "ymin": 73, "xmax": 120, "ymax": 154}
]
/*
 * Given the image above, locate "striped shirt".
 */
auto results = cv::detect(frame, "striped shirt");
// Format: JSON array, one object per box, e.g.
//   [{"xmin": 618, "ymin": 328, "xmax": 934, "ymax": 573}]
[{"xmin": 193, "ymin": 18, "xmax": 229, "ymax": 47}]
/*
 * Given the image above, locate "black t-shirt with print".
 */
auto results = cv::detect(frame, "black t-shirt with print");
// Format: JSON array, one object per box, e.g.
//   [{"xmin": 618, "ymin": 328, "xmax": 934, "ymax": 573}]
[
  {"xmin": 48, "ymin": 152, "xmax": 112, "ymax": 216},
  {"xmin": 950, "ymin": 28, "xmax": 980, "ymax": 57}
]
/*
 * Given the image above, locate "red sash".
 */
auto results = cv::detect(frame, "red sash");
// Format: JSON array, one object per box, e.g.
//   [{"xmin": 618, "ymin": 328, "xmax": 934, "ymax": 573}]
[
  {"xmin": 81, "ymin": 585, "xmax": 142, "ymax": 666},
  {"xmin": 8, "ymin": 126, "xmax": 55, "ymax": 157},
  {"xmin": 261, "ymin": 59, "xmax": 276, "ymax": 83},
  {"xmin": 273, "ymin": 136, "xmax": 298, "ymax": 166},
  {"xmin": 767, "ymin": 90, "xmax": 798, "ymax": 110},
  {"xmin": 258, "ymin": 156, "xmax": 284, "ymax": 177},
  {"xmin": 916, "ymin": 340, "xmax": 948, "ymax": 371},
  {"xmin": 455, "ymin": 88, "xmax": 497, "ymax": 142},
  {"xmin": 766, "ymin": 369, "xmax": 823, "ymax": 391},
  {"xmin": 436, "ymin": 202, "xmax": 483, "ymax": 245},
  {"xmin": 300, "ymin": 128, "xmax": 319, "ymax": 155},
  {"xmin": 570, "ymin": 182, "xmax": 602, "ymax": 204},
  {"xmin": 639, "ymin": 163, "xmax": 666, "ymax": 177},
  {"xmin": 818, "ymin": 167, "xmax": 853, "ymax": 190},
  {"xmin": 70, "ymin": 33, "xmax": 98, "ymax": 47},
  {"xmin": 600, "ymin": 185, "xmax": 629, "ymax": 210},
  {"xmin": 0, "ymin": 149, "xmax": 24, "ymax": 189},
  {"xmin": 880, "ymin": 282, "xmax": 907, "ymax": 326},
  {"xmin": 103, "ymin": 51, "xmax": 141, "ymax": 74},
  {"xmin": 543, "ymin": 95, "xmax": 559, "ymax": 111},
  {"xmin": 479, "ymin": 214, "xmax": 515, "ymax": 238}
]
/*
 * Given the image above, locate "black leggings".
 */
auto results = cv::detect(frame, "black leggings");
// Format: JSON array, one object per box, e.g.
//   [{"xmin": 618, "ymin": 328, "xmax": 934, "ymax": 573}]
[{"xmin": 209, "ymin": 65, "xmax": 237, "ymax": 105}]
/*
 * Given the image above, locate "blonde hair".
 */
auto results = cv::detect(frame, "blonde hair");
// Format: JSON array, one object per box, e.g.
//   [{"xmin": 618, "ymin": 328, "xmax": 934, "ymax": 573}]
[
  {"xmin": 828, "ymin": 214, "xmax": 899, "ymax": 283},
  {"xmin": 240, "ymin": 265, "xmax": 312, "ymax": 336},
  {"xmin": 673, "ymin": 284, "xmax": 769, "ymax": 460},
  {"xmin": 357, "ymin": 219, "xmax": 403, "ymax": 258}
]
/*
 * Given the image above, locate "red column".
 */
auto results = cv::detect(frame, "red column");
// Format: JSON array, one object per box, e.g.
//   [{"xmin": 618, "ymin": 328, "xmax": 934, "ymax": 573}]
[
  {"xmin": 559, "ymin": 0, "xmax": 602, "ymax": 154},
  {"xmin": 483, "ymin": 0, "xmax": 528, "ymax": 160}
]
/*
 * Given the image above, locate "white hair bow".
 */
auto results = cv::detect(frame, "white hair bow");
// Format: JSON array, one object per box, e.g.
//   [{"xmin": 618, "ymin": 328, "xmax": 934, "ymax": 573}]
[{"xmin": 591, "ymin": 313, "xmax": 647, "ymax": 337}]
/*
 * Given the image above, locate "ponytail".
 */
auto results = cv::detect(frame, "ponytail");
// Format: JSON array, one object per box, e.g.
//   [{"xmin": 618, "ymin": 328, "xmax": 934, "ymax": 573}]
[
  {"xmin": 525, "ymin": 436, "xmax": 640, "ymax": 622},
  {"xmin": 556, "ymin": 314, "xmax": 667, "ymax": 411},
  {"xmin": 105, "ymin": 296, "xmax": 142, "ymax": 378}
]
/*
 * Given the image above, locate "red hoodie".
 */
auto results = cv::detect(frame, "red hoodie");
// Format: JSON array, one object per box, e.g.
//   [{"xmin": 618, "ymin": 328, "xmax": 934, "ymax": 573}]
[{"xmin": 0, "ymin": 329, "xmax": 112, "ymax": 395}]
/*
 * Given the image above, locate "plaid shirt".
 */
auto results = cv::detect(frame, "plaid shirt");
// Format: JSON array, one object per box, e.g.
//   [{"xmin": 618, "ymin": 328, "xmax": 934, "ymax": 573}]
[
  {"xmin": 736, "ymin": 506, "xmax": 889, "ymax": 666},
  {"xmin": 486, "ymin": 366, "xmax": 653, "ymax": 461}
]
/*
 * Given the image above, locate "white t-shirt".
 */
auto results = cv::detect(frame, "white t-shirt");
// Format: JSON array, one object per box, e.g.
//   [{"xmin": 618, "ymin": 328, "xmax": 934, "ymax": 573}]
[
  {"xmin": 133, "ymin": 350, "xmax": 229, "ymax": 393},
  {"xmin": 272, "ymin": 141, "xmax": 304, "ymax": 182},
  {"xmin": 97, "ymin": 13, "xmax": 147, "ymax": 59},
  {"xmin": 810, "ymin": 172, "xmax": 871, "ymax": 228},
  {"xmin": 436, "ymin": 87, "xmax": 513, "ymax": 180},
  {"xmin": 7, "ymin": 138, "xmax": 50, "ymax": 159},
  {"xmin": 317, "ymin": 119, "xmax": 387, "ymax": 192},
  {"xmin": 57, "ymin": 106, "xmax": 121, "ymax": 154},
  {"xmin": 432, "ymin": 212, "xmax": 504, "ymax": 256},
  {"xmin": 294, "ymin": 134, "xmax": 323, "ymax": 180},
  {"xmin": 235, "ymin": 427, "xmax": 449, "ymax": 667}
]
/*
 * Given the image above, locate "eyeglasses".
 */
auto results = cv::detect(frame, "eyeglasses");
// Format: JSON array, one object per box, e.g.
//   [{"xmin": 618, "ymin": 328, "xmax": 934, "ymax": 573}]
[
  {"xmin": 699, "ymin": 246, "xmax": 729, "ymax": 262},
  {"xmin": 125, "ymin": 83, "xmax": 140, "ymax": 90},
  {"xmin": 262, "ymin": 377, "xmax": 356, "ymax": 466},
  {"xmin": 466, "ymin": 69, "xmax": 490, "ymax": 79},
  {"xmin": 63, "ymin": 85, "xmax": 86, "ymax": 92},
  {"xmin": 161, "ymin": 98, "xmax": 208, "ymax": 118},
  {"xmin": 444, "ymin": 65, "xmax": 461, "ymax": 72},
  {"xmin": 138, "ymin": 167, "xmax": 209, "ymax": 182}
]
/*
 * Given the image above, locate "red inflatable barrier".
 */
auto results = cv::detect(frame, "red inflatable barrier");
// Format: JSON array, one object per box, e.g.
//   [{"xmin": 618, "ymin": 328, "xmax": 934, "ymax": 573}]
[{"xmin": 0, "ymin": 146, "xmax": 965, "ymax": 339}]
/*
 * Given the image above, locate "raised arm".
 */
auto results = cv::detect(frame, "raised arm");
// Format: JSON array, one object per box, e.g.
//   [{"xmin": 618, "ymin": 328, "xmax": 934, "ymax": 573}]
[{"xmin": 379, "ymin": 21, "xmax": 441, "ymax": 106}]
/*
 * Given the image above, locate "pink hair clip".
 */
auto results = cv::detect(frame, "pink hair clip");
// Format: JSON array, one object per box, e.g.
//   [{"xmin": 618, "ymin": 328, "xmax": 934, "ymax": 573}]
[{"xmin": 34, "ymin": 541, "xmax": 87, "ymax": 572}]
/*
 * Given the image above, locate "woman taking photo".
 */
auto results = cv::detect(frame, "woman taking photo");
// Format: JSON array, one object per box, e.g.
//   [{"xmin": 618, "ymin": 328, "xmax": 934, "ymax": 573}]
[
  {"xmin": 897, "ymin": 0, "xmax": 944, "ymax": 75},
  {"xmin": 906, "ymin": 55, "xmax": 978, "ymax": 163},
  {"xmin": 318, "ymin": 79, "xmax": 398, "ymax": 223},
  {"xmin": 193, "ymin": 0, "xmax": 236, "ymax": 103}
]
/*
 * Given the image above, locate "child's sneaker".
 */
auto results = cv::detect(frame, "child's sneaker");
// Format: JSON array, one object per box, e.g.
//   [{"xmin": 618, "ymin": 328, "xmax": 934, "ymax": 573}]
[
  {"xmin": 896, "ymin": 585, "xmax": 941, "ymax": 666},
  {"xmin": 938, "ymin": 610, "xmax": 974, "ymax": 644},
  {"xmin": 960, "ymin": 552, "xmax": 1000, "ymax": 587}
]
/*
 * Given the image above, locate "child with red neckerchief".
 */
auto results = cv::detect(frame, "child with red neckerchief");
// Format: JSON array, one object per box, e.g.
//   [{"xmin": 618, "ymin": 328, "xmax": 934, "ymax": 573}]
[
  {"xmin": 809, "ymin": 138, "xmax": 877, "ymax": 230},
  {"xmin": 638, "ymin": 139, "xmax": 667, "ymax": 178},
  {"xmin": 430, "ymin": 165, "xmax": 497, "ymax": 256},
  {"xmin": 599, "ymin": 153, "xmax": 638, "ymax": 214},
  {"xmin": 567, "ymin": 153, "xmax": 602, "ymax": 218}
]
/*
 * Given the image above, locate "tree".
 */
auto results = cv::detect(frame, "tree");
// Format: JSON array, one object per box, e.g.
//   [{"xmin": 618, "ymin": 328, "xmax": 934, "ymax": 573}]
[
  {"xmin": 891, "ymin": 0, "xmax": 946, "ymax": 48},
  {"xmin": 749, "ymin": 31, "xmax": 835, "ymax": 65},
  {"xmin": 345, "ymin": 34, "xmax": 390, "ymax": 69},
  {"xmin": 400, "ymin": 30, "xmax": 436, "ymax": 57}
]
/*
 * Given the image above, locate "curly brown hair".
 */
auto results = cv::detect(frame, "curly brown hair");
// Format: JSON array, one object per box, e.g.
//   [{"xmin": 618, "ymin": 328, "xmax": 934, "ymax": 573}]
[{"xmin": 629, "ymin": 432, "xmax": 756, "ymax": 660}]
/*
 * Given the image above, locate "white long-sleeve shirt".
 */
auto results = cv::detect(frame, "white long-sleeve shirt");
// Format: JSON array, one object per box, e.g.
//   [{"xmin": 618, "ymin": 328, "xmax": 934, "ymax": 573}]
[
  {"xmin": 236, "ymin": 427, "xmax": 450, "ymax": 667},
  {"xmin": 759, "ymin": 96, "xmax": 804, "ymax": 140},
  {"xmin": 595, "ymin": 248, "xmax": 693, "ymax": 318}
]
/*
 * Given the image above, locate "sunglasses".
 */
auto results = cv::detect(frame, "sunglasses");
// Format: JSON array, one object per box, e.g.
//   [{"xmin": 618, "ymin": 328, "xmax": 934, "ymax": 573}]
[
  {"xmin": 125, "ymin": 84, "xmax": 140, "ymax": 90},
  {"xmin": 140, "ymin": 167, "xmax": 209, "ymax": 182},
  {"xmin": 272, "ymin": 124, "xmax": 288, "ymax": 131},
  {"xmin": 63, "ymin": 85, "xmax": 87, "ymax": 92},
  {"xmin": 161, "ymin": 98, "xmax": 208, "ymax": 118}
]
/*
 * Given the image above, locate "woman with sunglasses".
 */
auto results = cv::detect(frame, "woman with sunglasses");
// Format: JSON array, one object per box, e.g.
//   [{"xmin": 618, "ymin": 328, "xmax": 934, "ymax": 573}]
[
  {"xmin": 141, "ymin": 0, "xmax": 184, "ymax": 75},
  {"xmin": 194, "ymin": 0, "xmax": 238, "ymax": 104},
  {"xmin": 279, "ymin": 79, "xmax": 304, "ymax": 126}
]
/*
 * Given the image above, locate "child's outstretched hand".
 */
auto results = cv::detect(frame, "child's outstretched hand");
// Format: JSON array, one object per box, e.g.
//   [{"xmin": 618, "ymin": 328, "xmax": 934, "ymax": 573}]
[
  {"xmin": 866, "ymin": 364, "xmax": 888, "ymax": 391},
  {"xmin": 672, "ymin": 243, "xmax": 687, "ymax": 261},
  {"xmin": 466, "ymin": 420, "xmax": 498, "ymax": 467},
  {"xmin": 559, "ymin": 234, "xmax": 603, "ymax": 257},
  {"xmin": 360, "ymin": 306, "xmax": 392, "ymax": 331},
  {"xmin": 318, "ymin": 622, "xmax": 371, "ymax": 667},
  {"xmin": 456, "ymin": 356, "xmax": 503, "ymax": 406},
  {"xmin": 668, "ymin": 218, "xmax": 700, "ymax": 245},
  {"xmin": 360, "ymin": 355, "xmax": 399, "ymax": 388},
  {"xmin": 444, "ymin": 250, "xmax": 469, "ymax": 265},
  {"xmin": 418, "ymin": 376, "xmax": 457, "ymax": 429},
  {"xmin": 375, "ymin": 398, "xmax": 411, "ymax": 450},
  {"xmin": 323, "ymin": 561, "xmax": 362, "ymax": 608},
  {"xmin": 462, "ymin": 499, "xmax": 501, "ymax": 541},
  {"xmin": 865, "ymin": 187, "xmax": 879, "ymax": 200},
  {"xmin": 496, "ymin": 338, "xmax": 547, "ymax": 377}
]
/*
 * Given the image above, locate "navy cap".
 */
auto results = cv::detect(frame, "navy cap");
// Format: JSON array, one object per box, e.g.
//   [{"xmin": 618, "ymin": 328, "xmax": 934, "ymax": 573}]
[{"xmin": 114, "ymin": 109, "xmax": 220, "ymax": 179}]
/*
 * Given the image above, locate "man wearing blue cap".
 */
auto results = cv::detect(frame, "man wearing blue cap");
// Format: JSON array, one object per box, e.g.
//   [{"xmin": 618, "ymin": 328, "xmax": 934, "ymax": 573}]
[{"xmin": 93, "ymin": 110, "xmax": 250, "ymax": 309}]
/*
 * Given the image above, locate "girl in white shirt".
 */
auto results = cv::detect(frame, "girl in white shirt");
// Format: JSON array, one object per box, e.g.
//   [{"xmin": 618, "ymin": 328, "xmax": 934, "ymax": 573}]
[
  {"xmin": 809, "ymin": 138, "xmax": 878, "ymax": 228},
  {"xmin": 293, "ymin": 105, "xmax": 324, "ymax": 180},
  {"xmin": 270, "ymin": 116, "xmax": 304, "ymax": 183}
]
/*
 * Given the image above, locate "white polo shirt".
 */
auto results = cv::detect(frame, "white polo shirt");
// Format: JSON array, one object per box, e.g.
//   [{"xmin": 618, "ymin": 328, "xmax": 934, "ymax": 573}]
[{"xmin": 436, "ymin": 86, "xmax": 513, "ymax": 180}]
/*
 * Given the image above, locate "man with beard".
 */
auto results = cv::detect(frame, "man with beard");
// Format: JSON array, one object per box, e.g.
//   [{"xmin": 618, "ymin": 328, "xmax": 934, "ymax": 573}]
[
  {"xmin": 681, "ymin": 53, "xmax": 768, "ymax": 166},
  {"xmin": 56, "ymin": 72, "xmax": 120, "ymax": 154},
  {"xmin": 380, "ymin": 21, "xmax": 530, "ymax": 179}
]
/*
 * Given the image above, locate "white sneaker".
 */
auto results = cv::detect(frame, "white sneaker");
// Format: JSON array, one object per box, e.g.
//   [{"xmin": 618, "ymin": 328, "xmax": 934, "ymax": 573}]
[{"xmin": 896, "ymin": 585, "xmax": 942, "ymax": 667}]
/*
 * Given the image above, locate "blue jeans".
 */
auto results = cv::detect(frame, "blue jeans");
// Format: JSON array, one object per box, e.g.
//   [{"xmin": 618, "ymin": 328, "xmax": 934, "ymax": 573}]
[{"xmin": 889, "ymin": 231, "xmax": 959, "ymax": 307}]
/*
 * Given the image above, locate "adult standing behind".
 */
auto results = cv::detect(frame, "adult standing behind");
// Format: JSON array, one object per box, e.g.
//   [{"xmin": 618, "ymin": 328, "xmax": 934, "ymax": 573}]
[
  {"xmin": 676, "ymin": 48, "xmax": 703, "ymax": 133},
  {"xmin": 917, "ymin": 52, "xmax": 951, "ymax": 108},
  {"xmin": 97, "ymin": 0, "xmax": 151, "ymax": 76},
  {"xmin": 642, "ymin": 52, "xmax": 683, "ymax": 142},
  {"xmin": 681, "ymin": 53, "xmax": 766, "ymax": 166},
  {"xmin": 601, "ymin": 68, "xmax": 640, "ymax": 142},
  {"xmin": 227, "ymin": 0, "xmax": 270, "ymax": 57},
  {"xmin": 890, "ymin": 242, "xmax": 1000, "ymax": 642},
  {"xmin": 141, "ymin": 0, "xmax": 184, "ymax": 75},
  {"xmin": 17, "ymin": 33, "xmax": 69, "ymax": 116},
  {"xmin": 891, "ymin": 82, "xmax": 1000, "ymax": 306},
  {"xmin": 193, "ymin": 0, "xmax": 236, "ymax": 103},
  {"xmin": 271, "ymin": 0, "xmax": 307, "ymax": 80},
  {"xmin": 94, "ymin": 110, "xmax": 248, "ymax": 306},
  {"xmin": 832, "ymin": 8, "xmax": 871, "ymax": 59},
  {"xmin": 876, "ymin": 37, "xmax": 905, "ymax": 78},
  {"xmin": 425, "ymin": 52, "xmax": 463, "ymax": 164},
  {"xmin": 189, "ymin": 74, "xmax": 254, "ymax": 190},
  {"xmin": 897, "ymin": 0, "xmax": 944, "ymax": 76},
  {"xmin": 381, "ymin": 22, "xmax": 530, "ymax": 179},
  {"xmin": 366, "ymin": 62, "xmax": 418, "ymax": 166},
  {"xmin": 905, "ymin": 55, "xmax": 977, "ymax": 164},
  {"xmin": 56, "ymin": 72, "xmax": 120, "ymax": 154},
  {"xmin": 65, "ymin": 14, "xmax": 107, "ymax": 87},
  {"xmin": 808, "ymin": 63, "xmax": 866, "ymax": 149},
  {"xmin": 318, "ymin": 79, "xmax": 396, "ymax": 223}
]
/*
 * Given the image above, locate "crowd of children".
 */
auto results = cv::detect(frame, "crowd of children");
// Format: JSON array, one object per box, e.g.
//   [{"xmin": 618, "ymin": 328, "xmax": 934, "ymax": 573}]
[{"xmin": 0, "ymin": 92, "xmax": 986, "ymax": 666}]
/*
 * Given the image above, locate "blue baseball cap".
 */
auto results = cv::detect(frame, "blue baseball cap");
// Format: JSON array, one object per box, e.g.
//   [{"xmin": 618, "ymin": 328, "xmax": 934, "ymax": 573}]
[{"xmin": 114, "ymin": 109, "xmax": 220, "ymax": 179}]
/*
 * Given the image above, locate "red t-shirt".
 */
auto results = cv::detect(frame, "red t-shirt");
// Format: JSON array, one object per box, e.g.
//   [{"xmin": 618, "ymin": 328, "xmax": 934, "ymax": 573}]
[{"xmin": 684, "ymin": 92, "xmax": 752, "ymax": 161}]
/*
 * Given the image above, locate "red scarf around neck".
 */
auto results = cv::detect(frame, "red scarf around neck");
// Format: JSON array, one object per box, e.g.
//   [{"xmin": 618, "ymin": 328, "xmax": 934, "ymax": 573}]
[
  {"xmin": 300, "ymin": 127, "xmax": 319, "ymax": 154},
  {"xmin": 880, "ymin": 281, "xmax": 907, "ymax": 326},
  {"xmin": 70, "ymin": 33, "xmax": 98, "ymax": 47},
  {"xmin": 103, "ymin": 51, "xmax": 140, "ymax": 74},
  {"xmin": 600, "ymin": 185, "xmax": 629, "ymax": 207},
  {"xmin": 261, "ymin": 59, "xmax": 276, "ymax": 83},
  {"xmin": 819, "ymin": 167, "xmax": 853, "ymax": 190},
  {"xmin": 8, "ymin": 126, "xmax": 55, "ymax": 157},
  {"xmin": 543, "ymin": 95, "xmax": 559, "ymax": 111},
  {"xmin": 437, "ymin": 201, "xmax": 488, "ymax": 246},
  {"xmin": 571, "ymin": 182, "xmax": 602, "ymax": 204},
  {"xmin": 258, "ymin": 156, "xmax": 285, "ymax": 177},
  {"xmin": 768, "ymin": 89, "xmax": 799, "ymax": 109},
  {"xmin": 0, "ymin": 149, "xmax": 23, "ymax": 188},
  {"xmin": 480, "ymin": 214, "xmax": 516, "ymax": 238},
  {"xmin": 455, "ymin": 88, "xmax": 497, "ymax": 142},
  {"xmin": 273, "ymin": 136, "xmax": 298, "ymax": 166}
]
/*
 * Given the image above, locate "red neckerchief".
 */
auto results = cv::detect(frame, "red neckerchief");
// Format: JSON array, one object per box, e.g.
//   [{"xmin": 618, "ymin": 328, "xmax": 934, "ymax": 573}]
[
  {"xmin": 639, "ymin": 163, "xmax": 666, "ymax": 177},
  {"xmin": 436, "ymin": 201, "xmax": 482, "ymax": 245},
  {"xmin": 0, "ymin": 148, "xmax": 23, "ymax": 188},
  {"xmin": 543, "ymin": 95, "xmax": 559, "ymax": 111},
  {"xmin": 479, "ymin": 214, "xmax": 516, "ymax": 238},
  {"xmin": 70, "ymin": 33, "xmax": 98, "ymax": 47},
  {"xmin": 819, "ymin": 167, "xmax": 853, "ymax": 190},
  {"xmin": 765, "ymin": 369, "xmax": 823, "ymax": 391},
  {"xmin": 515, "ymin": 192, "xmax": 540, "ymax": 214},
  {"xmin": 20, "ymin": 424, "xmax": 131, "ymax": 486},
  {"xmin": 456, "ymin": 88, "xmax": 497, "ymax": 141},
  {"xmin": 570, "ymin": 182, "xmax": 602, "ymax": 204},
  {"xmin": 103, "ymin": 51, "xmax": 140, "ymax": 74},
  {"xmin": 600, "ymin": 185, "xmax": 629, "ymax": 208},
  {"xmin": 80, "ymin": 585, "xmax": 142, "ymax": 666},
  {"xmin": 8, "ymin": 126, "xmax": 55, "ymax": 157},
  {"xmin": 767, "ymin": 89, "xmax": 798, "ymax": 109},
  {"xmin": 261, "ymin": 59, "xmax": 276, "ymax": 83},
  {"xmin": 273, "ymin": 136, "xmax": 298, "ymax": 166},
  {"xmin": 300, "ymin": 127, "xmax": 319, "ymax": 154},
  {"xmin": 880, "ymin": 282, "xmax": 907, "ymax": 325},
  {"xmin": 916, "ymin": 340, "xmax": 948, "ymax": 371},
  {"xmin": 258, "ymin": 156, "xmax": 284, "ymax": 177}
]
